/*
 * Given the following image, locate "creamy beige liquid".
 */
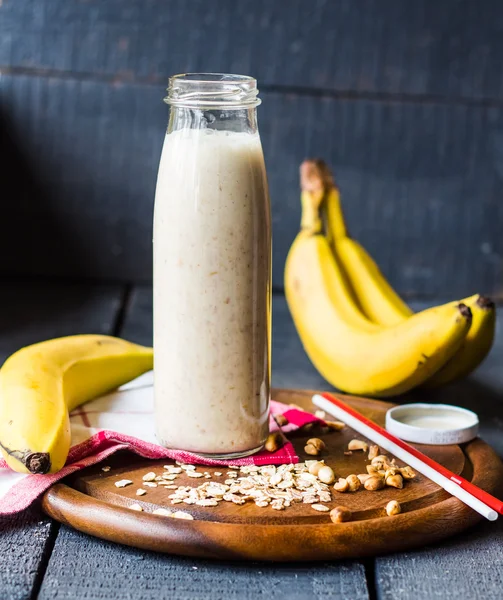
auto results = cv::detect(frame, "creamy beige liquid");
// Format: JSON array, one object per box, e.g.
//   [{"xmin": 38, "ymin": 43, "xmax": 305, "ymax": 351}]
[{"xmin": 153, "ymin": 128, "xmax": 271, "ymax": 455}]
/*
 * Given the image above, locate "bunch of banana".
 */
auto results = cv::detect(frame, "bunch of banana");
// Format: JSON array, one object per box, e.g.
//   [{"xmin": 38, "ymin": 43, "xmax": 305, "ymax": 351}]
[
  {"xmin": 0, "ymin": 335, "xmax": 153, "ymax": 474},
  {"xmin": 285, "ymin": 160, "xmax": 495, "ymax": 397}
]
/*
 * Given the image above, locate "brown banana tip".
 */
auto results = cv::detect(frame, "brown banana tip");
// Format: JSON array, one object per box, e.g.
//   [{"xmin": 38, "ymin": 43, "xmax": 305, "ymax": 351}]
[
  {"xmin": 476, "ymin": 295, "xmax": 495, "ymax": 310},
  {"xmin": 300, "ymin": 159, "xmax": 334, "ymax": 194},
  {"xmin": 457, "ymin": 303, "xmax": 472, "ymax": 322},
  {"xmin": 25, "ymin": 452, "xmax": 51, "ymax": 474}
]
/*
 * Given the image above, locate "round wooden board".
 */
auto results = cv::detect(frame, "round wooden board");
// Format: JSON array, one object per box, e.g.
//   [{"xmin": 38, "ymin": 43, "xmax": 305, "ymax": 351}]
[{"xmin": 42, "ymin": 389, "xmax": 503, "ymax": 561}]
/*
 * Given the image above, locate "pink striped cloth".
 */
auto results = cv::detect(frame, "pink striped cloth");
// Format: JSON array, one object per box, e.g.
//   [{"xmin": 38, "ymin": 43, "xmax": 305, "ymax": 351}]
[{"xmin": 0, "ymin": 372, "xmax": 322, "ymax": 515}]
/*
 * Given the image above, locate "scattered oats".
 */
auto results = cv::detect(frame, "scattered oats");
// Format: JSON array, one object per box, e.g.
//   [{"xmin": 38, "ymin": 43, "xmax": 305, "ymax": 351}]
[
  {"xmin": 271, "ymin": 499, "xmax": 285, "ymax": 510},
  {"xmin": 226, "ymin": 471, "xmax": 238, "ymax": 478},
  {"xmin": 302, "ymin": 495, "xmax": 318, "ymax": 504},
  {"xmin": 255, "ymin": 500, "xmax": 269, "ymax": 508},
  {"xmin": 224, "ymin": 479, "xmax": 236, "ymax": 485},
  {"xmin": 171, "ymin": 499, "xmax": 183, "ymax": 504},
  {"xmin": 129, "ymin": 503, "xmax": 143, "ymax": 512},
  {"xmin": 162, "ymin": 474, "xmax": 178, "ymax": 480},
  {"xmin": 318, "ymin": 491, "xmax": 332, "ymax": 503},
  {"xmin": 136, "ymin": 488, "xmax": 147, "ymax": 496},
  {"xmin": 214, "ymin": 472, "xmax": 222, "ymax": 476},
  {"xmin": 186, "ymin": 471, "xmax": 204, "ymax": 478},
  {"xmin": 143, "ymin": 481, "xmax": 157, "ymax": 488},
  {"xmin": 171, "ymin": 511, "xmax": 194, "ymax": 520},
  {"xmin": 312, "ymin": 504, "xmax": 330, "ymax": 512},
  {"xmin": 153, "ymin": 508, "xmax": 172, "ymax": 516},
  {"xmin": 204, "ymin": 474, "xmax": 211, "ymax": 479},
  {"xmin": 115, "ymin": 479, "xmax": 133, "ymax": 488},
  {"xmin": 227, "ymin": 466, "xmax": 240, "ymax": 470},
  {"xmin": 142, "ymin": 472, "xmax": 156, "ymax": 482},
  {"xmin": 155, "ymin": 476, "xmax": 163, "ymax": 481},
  {"xmin": 180, "ymin": 464, "xmax": 196, "ymax": 471},
  {"xmin": 101, "ymin": 466, "xmax": 111, "ymax": 472},
  {"xmin": 315, "ymin": 410, "xmax": 326, "ymax": 419},
  {"xmin": 183, "ymin": 498, "xmax": 196, "ymax": 505}
]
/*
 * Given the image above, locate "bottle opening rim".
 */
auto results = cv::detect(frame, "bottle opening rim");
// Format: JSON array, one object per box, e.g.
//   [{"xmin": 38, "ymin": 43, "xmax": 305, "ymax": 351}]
[{"xmin": 164, "ymin": 73, "xmax": 261, "ymax": 108}]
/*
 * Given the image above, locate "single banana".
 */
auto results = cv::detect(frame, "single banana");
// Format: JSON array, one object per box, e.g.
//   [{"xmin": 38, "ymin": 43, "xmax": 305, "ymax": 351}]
[
  {"xmin": 0, "ymin": 335, "xmax": 153, "ymax": 474},
  {"xmin": 285, "ymin": 232, "xmax": 472, "ymax": 397}
]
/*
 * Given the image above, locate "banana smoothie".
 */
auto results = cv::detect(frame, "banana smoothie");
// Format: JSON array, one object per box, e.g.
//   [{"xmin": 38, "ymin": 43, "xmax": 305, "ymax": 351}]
[{"xmin": 153, "ymin": 123, "xmax": 271, "ymax": 456}]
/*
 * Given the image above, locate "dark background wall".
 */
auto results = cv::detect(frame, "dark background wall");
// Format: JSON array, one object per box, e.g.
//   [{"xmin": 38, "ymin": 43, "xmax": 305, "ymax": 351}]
[{"xmin": 1, "ymin": 0, "xmax": 502, "ymax": 299}]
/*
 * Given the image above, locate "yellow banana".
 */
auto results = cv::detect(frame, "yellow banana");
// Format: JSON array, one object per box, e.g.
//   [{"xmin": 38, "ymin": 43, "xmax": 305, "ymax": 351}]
[
  {"xmin": 335, "ymin": 237, "xmax": 413, "ymax": 326},
  {"xmin": 306, "ymin": 156, "xmax": 497, "ymax": 386},
  {"xmin": 284, "ymin": 232, "xmax": 472, "ymax": 397},
  {"xmin": 334, "ymin": 234, "xmax": 496, "ymax": 384},
  {"xmin": 426, "ymin": 295, "xmax": 496, "ymax": 387},
  {"xmin": 0, "ymin": 335, "xmax": 153, "ymax": 474}
]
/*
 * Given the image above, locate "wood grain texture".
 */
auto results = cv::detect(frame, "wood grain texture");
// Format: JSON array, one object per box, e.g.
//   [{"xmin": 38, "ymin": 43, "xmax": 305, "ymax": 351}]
[
  {"xmin": 2, "ymin": 76, "xmax": 503, "ymax": 295},
  {"xmin": 0, "ymin": 283, "xmax": 124, "ymax": 600},
  {"xmin": 0, "ymin": 508, "xmax": 56, "ymax": 600},
  {"xmin": 2, "ymin": 0, "xmax": 503, "ymax": 101},
  {"xmin": 375, "ymin": 512, "xmax": 503, "ymax": 600},
  {"xmin": 38, "ymin": 526, "xmax": 369, "ymax": 600}
]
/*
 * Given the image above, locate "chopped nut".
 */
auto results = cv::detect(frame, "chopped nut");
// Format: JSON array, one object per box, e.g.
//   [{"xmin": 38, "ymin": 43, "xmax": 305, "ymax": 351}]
[
  {"xmin": 265, "ymin": 432, "xmax": 284, "ymax": 452},
  {"xmin": 364, "ymin": 476, "xmax": 385, "ymax": 491},
  {"xmin": 274, "ymin": 414, "xmax": 289, "ymax": 427},
  {"xmin": 325, "ymin": 421, "xmax": 345, "ymax": 431},
  {"xmin": 114, "ymin": 479, "xmax": 133, "ymax": 488},
  {"xmin": 304, "ymin": 443, "xmax": 320, "ymax": 456},
  {"xmin": 371, "ymin": 455, "xmax": 391, "ymax": 470},
  {"xmin": 143, "ymin": 482, "xmax": 157, "ymax": 488},
  {"xmin": 129, "ymin": 503, "xmax": 143, "ymax": 512},
  {"xmin": 386, "ymin": 474, "xmax": 404, "ymax": 489},
  {"xmin": 307, "ymin": 438, "xmax": 326, "ymax": 451},
  {"xmin": 314, "ymin": 410, "xmax": 326, "ymax": 419},
  {"xmin": 317, "ymin": 465, "xmax": 336, "ymax": 485},
  {"xmin": 334, "ymin": 478, "xmax": 349, "ymax": 492},
  {"xmin": 142, "ymin": 472, "xmax": 156, "ymax": 482},
  {"xmin": 346, "ymin": 474, "xmax": 361, "ymax": 492},
  {"xmin": 153, "ymin": 508, "xmax": 172, "ymax": 516},
  {"xmin": 357, "ymin": 474, "xmax": 371, "ymax": 484},
  {"xmin": 311, "ymin": 503, "xmax": 330, "ymax": 512},
  {"xmin": 368, "ymin": 445, "xmax": 379, "ymax": 461},
  {"xmin": 308, "ymin": 461, "xmax": 325, "ymax": 476},
  {"xmin": 330, "ymin": 506, "xmax": 352, "ymax": 523},
  {"xmin": 384, "ymin": 468, "xmax": 398, "ymax": 479},
  {"xmin": 386, "ymin": 500, "xmax": 402, "ymax": 516},
  {"xmin": 348, "ymin": 439, "xmax": 368, "ymax": 452},
  {"xmin": 136, "ymin": 488, "xmax": 147, "ymax": 496},
  {"xmin": 400, "ymin": 466, "xmax": 416, "ymax": 480},
  {"xmin": 101, "ymin": 465, "xmax": 111, "ymax": 472},
  {"xmin": 366, "ymin": 465, "xmax": 380, "ymax": 475}
]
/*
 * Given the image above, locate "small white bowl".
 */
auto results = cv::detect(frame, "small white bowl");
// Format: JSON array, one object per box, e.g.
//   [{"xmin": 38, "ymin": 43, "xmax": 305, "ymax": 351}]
[{"xmin": 385, "ymin": 403, "xmax": 479, "ymax": 445}]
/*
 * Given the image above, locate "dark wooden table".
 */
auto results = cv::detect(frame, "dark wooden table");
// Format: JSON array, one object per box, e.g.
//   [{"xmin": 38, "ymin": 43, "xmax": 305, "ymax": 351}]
[{"xmin": 1, "ymin": 282, "xmax": 502, "ymax": 600}]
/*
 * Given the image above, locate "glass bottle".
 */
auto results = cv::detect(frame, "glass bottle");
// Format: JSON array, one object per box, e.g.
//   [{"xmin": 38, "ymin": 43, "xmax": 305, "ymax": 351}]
[{"xmin": 153, "ymin": 74, "xmax": 271, "ymax": 458}]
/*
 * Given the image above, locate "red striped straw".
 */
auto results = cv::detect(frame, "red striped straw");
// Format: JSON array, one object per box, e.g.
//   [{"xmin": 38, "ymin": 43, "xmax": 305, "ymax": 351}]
[{"xmin": 313, "ymin": 393, "xmax": 503, "ymax": 521}]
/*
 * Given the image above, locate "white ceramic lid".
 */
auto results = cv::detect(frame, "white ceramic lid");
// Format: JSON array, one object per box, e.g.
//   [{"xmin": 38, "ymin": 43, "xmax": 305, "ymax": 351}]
[{"xmin": 385, "ymin": 403, "xmax": 479, "ymax": 445}]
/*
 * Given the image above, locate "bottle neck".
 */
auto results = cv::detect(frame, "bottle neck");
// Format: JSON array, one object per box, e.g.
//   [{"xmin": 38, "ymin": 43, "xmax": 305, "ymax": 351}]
[{"xmin": 167, "ymin": 106, "xmax": 258, "ymax": 135}]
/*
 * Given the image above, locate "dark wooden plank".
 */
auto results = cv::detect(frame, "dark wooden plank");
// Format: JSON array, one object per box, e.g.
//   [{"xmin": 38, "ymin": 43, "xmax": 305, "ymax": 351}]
[
  {"xmin": 39, "ymin": 522, "xmax": 369, "ymax": 600},
  {"xmin": 3, "ymin": 75, "xmax": 503, "ymax": 297},
  {"xmin": 375, "ymin": 515, "xmax": 503, "ymax": 600},
  {"xmin": 0, "ymin": 282, "xmax": 124, "ymax": 600},
  {"xmin": 3, "ymin": 0, "xmax": 503, "ymax": 101}
]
